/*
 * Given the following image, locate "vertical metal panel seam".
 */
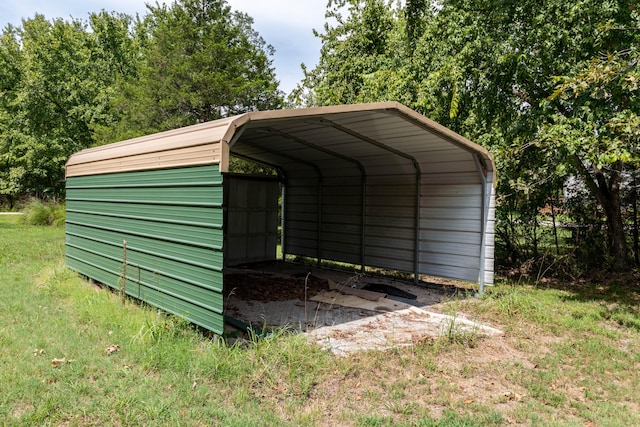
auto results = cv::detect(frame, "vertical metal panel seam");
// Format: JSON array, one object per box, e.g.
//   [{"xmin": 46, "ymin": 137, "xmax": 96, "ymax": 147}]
[
  {"xmin": 317, "ymin": 177, "xmax": 322, "ymax": 267},
  {"xmin": 282, "ymin": 185, "xmax": 286, "ymax": 259},
  {"xmin": 259, "ymin": 127, "xmax": 369, "ymax": 271},
  {"xmin": 414, "ymin": 170, "xmax": 421, "ymax": 284},
  {"xmin": 239, "ymin": 140, "xmax": 324, "ymax": 260},
  {"xmin": 361, "ymin": 173, "xmax": 367, "ymax": 272},
  {"xmin": 320, "ymin": 118, "xmax": 423, "ymax": 282}
]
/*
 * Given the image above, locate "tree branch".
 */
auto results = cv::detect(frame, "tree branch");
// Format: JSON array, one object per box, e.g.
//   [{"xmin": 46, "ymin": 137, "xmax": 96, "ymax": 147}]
[{"xmin": 571, "ymin": 153, "xmax": 606, "ymax": 206}]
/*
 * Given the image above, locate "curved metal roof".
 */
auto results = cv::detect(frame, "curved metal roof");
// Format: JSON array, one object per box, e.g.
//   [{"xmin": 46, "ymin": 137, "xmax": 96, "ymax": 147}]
[{"xmin": 66, "ymin": 102, "xmax": 494, "ymax": 180}]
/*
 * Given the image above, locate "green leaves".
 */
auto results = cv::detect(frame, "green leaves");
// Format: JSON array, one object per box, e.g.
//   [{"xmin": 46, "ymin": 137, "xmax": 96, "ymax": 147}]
[
  {"xmin": 295, "ymin": 0, "xmax": 403, "ymax": 107},
  {"xmin": 298, "ymin": 0, "xmax": 639, "ymax": 269},
  {"xmin": 0, "ymin": 13, "xmax": 139, "ymax": 198},
  {"xmin": 126, "ymin": 0, "xmax": 283, "ymax": 133},
  {"xmin": 0, "ymin": 1, "xmax": 284, "ymax": 199},
  {"xmin": 541, "ymin": 46, "xmax": 640, "ymax": 170}
]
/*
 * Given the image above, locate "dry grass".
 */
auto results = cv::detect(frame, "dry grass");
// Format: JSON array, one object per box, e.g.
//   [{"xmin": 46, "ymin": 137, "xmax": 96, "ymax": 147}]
[{"xmin": 2, "ymin": 214, "xmax": 639, "ymax": 426}]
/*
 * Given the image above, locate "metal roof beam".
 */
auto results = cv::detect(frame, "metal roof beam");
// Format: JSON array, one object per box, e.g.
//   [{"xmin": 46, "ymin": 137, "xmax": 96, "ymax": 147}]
[
  {"xmin": 381, "ymin": 108, "xmax": 486, "ymax": 159},
  {"xmin": 319, "ymin": 118, "xmax": 423, "ymax": 283},
  {"xmin": 235, "ymin": 139, "xmax": 322, "ymax": 179},
  {"xmin": 318, "ymin": 118, "xmax": 422, "ymax": 175},
  {"xmin": 228, "ymin": 152, "xmax": 287, "ymax": 182},
  {"xmin": 263, "ymin": 127, "xmax": 367, "ymax": 176},
  {"xmin": 262, "ymin": 127, "xmax": 368, "ymax": 271},
  {"xmin": 238, "ymin": 139, "xmax": 324, "ymax": 265}
]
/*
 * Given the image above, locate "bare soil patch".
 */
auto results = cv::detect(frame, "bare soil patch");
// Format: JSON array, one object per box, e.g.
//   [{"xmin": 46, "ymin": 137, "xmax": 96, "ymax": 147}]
[{"xmin": 224, "ymin": 271, "xmax": 330, "ymax": 302}]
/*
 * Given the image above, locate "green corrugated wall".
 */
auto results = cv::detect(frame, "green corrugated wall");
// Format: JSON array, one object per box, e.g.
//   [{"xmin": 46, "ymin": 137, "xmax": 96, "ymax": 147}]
[{"xmin": 65, "ymin": 165, "xmax": 224, "ymax": 334}]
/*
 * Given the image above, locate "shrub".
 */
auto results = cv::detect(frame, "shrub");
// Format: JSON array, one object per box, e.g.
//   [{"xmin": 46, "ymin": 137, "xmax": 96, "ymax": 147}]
[{"xmin": 21, "ymin": 199, "xmax": 65, "ymax": 226}]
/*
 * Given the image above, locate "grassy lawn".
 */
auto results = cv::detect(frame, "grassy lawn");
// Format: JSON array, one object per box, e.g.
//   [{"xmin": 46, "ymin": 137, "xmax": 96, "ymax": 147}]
[{"xmin": 1, "ymin": 214, "xmax": 639, "ymax": 426}]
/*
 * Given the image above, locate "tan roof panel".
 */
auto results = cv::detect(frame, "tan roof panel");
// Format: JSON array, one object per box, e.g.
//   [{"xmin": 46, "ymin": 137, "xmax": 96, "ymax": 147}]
[{"xmin": 66, "ymin": 117, "xmax": 234, "ymax": 177}]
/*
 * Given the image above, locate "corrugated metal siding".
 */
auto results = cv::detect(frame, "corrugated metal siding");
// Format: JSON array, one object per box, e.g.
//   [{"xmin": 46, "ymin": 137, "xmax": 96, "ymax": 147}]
[
  {"xmin": 233, "ymin": 109, "xmax": 495, "ymax": 286},
  {"xmin": 319, "ymin": 174, "xmax": 364, "ymax": 265},
  {"xmin": 315, "ymin": 111, "xmax": 494, "ymax": 285},
  {"xmin": 418, "ymin": 176, "xmax": 483, "ymax": 283},
  {"xmin": 283, "ymin": 179, "xmax": 321, "ymax": 258},
  {"xmin": 363, "ymin": 174, "xmax": 416, "ymax": 272},
  {"xmin": 65, "ymin": 165, "xmax": 224, "ymax": 333},
  {"xmin": 224, "ymin": 175, "xmax": 280, "ymax": 266}
]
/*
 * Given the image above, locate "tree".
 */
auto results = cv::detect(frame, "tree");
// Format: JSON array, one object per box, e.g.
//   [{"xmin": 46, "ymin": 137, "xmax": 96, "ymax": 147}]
[
  {"xmin": 0, "ymin": 13, "xmax": 138, "ymax": 200},
  {"xmin": 297, "ymin": 0, "xmax": 639, "ymax": 272},
  {"xmin": 292, "ymin": 0, "xmax": 409, "ymax": 106},
  {"xmin": 0, "ymin": 24, "xmax": 24, "ymax": 206},
  {"xmin": 540, "ymin": 45, "xmax": 640, "ymax": 270},
  {"xmin": 416, "ymin": 0, "xmax": 639, "ymax": 271},
  {"xmin": 0, "ymin": 1, "xmax": 284, "ymax": 199},
  {"xmin": 114, "ymin": 0, "xmax": 283, "ymax": 136}
]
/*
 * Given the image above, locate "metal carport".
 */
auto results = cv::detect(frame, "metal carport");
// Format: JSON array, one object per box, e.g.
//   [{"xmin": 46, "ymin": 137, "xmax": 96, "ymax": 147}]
[{"xmin": 65, "ymin": 101, "xmax": 495, "ymax": 334}]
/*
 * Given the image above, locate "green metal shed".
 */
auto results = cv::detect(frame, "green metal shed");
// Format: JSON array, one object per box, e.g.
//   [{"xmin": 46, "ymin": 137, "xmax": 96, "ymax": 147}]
[{"xmin": 65, "ymin": 102, "xmax": 496, "ymax": 335}]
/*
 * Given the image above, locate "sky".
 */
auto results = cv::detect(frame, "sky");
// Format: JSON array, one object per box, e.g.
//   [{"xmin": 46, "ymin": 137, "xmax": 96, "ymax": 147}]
[{"xmin": 0, "ymin": 0, "xmax": 328, "ymax": 94}]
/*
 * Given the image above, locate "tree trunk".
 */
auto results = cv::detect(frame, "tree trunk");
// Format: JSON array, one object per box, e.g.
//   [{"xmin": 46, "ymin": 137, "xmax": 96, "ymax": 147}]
[
  {"xmin": 550, "ymin": 196, "xmax": 560, "ymax": 256},
  {"xmin": 573, "ymin": 156, "xmax": 629, "ymax": 271},
  {"xmin": 633, "ymin": 173, "xmax": 639, "ymax": 266},
  {"xmin": 602, "ymin": 190, "xmax": 629, "ymax": 271}
]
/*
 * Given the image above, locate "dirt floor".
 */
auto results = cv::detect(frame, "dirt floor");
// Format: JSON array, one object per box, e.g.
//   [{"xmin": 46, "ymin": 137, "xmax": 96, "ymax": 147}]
[{"xmin": 223, "ymin": 261, "xmax": 502, "ymax": 355}]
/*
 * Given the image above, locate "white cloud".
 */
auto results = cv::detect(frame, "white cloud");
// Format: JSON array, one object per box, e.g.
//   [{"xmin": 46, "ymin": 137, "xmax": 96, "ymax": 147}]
[
  {"xmin": 228, "ymin": 0, "xmax": 327, "ymax": 31},
  {"xmin": 226, "ymin": 0, "xmax": 327, "ymax": 93}
]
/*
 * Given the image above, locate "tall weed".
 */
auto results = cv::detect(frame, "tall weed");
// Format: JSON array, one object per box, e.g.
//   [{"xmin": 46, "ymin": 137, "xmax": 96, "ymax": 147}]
[{"xmin": 22, "ymin": 199, "xmax": 65, "ymax": 226}]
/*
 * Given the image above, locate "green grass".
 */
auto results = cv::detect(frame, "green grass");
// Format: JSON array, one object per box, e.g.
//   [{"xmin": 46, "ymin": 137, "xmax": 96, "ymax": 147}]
[{"xmin": 2, "ymin": 214, "xmax": 640, "ymax": 426}]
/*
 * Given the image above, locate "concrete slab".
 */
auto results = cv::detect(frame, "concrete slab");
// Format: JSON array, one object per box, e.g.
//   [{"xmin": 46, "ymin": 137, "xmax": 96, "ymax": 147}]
[
  {"xmin": 306, "ymin": 306, "xmax": 503, "ymax": 356},
  {"xmin": 223, "ymin": 261, "xmax": 502, "ymax": 355}
]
